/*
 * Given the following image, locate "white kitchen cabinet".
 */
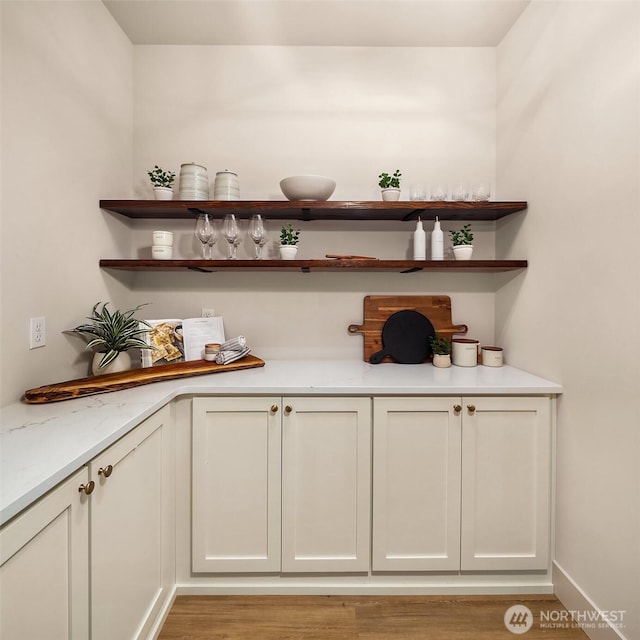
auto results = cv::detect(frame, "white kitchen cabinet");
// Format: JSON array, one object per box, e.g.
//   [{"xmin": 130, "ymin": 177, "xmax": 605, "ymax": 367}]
[
  {"xmin": 372, "ymin": 396, "xmax": 552, "ymax": 573},
  {"xmin": 0, "ymin": 467, "xmax": 90, "ymax": 640},
  {"xmin": 192, "ymin": 396, "xmax": 282, "ymax": 572},
  {"xmin": 281, "ymin": 396, "xmax": 371, "ymax": 573},
  {"xmin": 372, "ymin": 397, "xmax": 461, "ymax": 571},
  {"xmin": 461, "ymin": 396, "xmax": 551, "ymax": 571},
  {"xmin": 191, "ymin": 396, "xmax": 371, "ymax": 574},
  {"xmin": 90, "ymin": 404, "xmax": 174, "ymax": 640}
]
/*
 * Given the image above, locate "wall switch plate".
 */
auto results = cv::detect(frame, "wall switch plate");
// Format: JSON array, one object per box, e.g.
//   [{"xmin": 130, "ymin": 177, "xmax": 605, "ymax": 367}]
[
  {"xmin": 201, "ymin": 308, "xmax": 216, "ymax": 318},
  {"xmin": 29, "ymin": 317, "xmax": 46, "ymax": 349}
]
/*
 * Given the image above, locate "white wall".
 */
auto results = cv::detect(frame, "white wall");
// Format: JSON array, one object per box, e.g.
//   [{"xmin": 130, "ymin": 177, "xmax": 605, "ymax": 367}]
[
  {"xmin": 126, "ymin": 45, "xmax": 501, "ymax": 360},
  {"xmin": 0, "ymin": 0, "xmax": 134, "ymax": 405},
  {"xmin": 497, "ymin": 2, "xmax": 640, "ymax": 638}
]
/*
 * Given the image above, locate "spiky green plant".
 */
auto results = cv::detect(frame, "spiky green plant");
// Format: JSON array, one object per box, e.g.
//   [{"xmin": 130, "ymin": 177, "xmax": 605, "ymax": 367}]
[
  {"xmin": 71, "ymin": 302, "xmax": 152, "ymax": 369},
  {"xmin": 147, "ymin": 165, "xmax": 175, "ymax": 188},
  {"xmin": 429, "ymin": 334, "xmax": 451, "ymax": 356},
  {"xmin": 449, "ymin": 224, "xmax": 474, "ymax": 246},
  {"xmin": 280, "ymin": 223, "xmax": 301, "ymax": 246}
]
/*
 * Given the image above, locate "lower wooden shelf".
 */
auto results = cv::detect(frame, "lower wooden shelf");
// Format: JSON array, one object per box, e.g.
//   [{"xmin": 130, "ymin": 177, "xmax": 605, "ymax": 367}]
[{"xmin": 99, "ymin": 259, "xmax": 528, "ymax": 273}]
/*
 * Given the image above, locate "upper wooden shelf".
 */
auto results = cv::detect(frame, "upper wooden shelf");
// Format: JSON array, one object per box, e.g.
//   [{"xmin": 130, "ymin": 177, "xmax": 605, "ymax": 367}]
[{"xmin": 99, "ymin": 200, "xmax": 527, "ymax": 222}]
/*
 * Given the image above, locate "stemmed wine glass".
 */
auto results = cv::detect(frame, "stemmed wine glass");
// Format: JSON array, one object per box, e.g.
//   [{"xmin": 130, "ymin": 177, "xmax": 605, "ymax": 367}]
[
  {"xmin": 248, "ymin": 214, "xmax": 267, "ymax": 259},
  {"xmin": 222, "ymin": 213, "xmax": 240, "ymax": 260},
  {"xmin": 195, "ymin": 213, "xmax": 213, "ymax": 259},
  {"xmin": 206, "ymin": 225, "xmax": 218, "ymax": 259}
]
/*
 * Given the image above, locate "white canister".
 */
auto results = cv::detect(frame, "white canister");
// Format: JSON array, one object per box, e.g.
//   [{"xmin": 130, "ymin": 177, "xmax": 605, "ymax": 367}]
[
  {"xmin": 213, "ymin": 170, "xmax": 240, "ymax": 201},
  {"xmin": 178, "ymin": 163, "xmax": 209, "ymax": 200},
  {"xmin": 481, "ymin": 346, "xmax": 504, "ymax": 367},
  {"xmin": 152, "ymin": 230, "xmax": 173, "ymax": 247},
  {"xmin": 151, "ymin": 245, "xmax": 173, "ymax": 260},
  {"xmin": 452, "ymin": 338, "xmax": 479, "ymax": 367}
]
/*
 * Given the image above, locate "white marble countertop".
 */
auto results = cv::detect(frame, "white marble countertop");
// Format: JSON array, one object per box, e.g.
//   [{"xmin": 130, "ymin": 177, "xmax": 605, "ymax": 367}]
[{"xmin": 0, "ymin": 359, "xmax": 562, "ymax": 526}]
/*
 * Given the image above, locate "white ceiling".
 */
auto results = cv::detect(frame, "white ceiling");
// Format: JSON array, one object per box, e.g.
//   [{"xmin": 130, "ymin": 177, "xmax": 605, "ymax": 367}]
[{"xmin": 103, "ymin": 0, "xmax": 531, "ymax": 47}]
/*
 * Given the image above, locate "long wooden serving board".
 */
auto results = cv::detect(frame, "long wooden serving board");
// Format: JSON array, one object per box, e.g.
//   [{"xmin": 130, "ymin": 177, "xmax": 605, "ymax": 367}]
[
  {"xmin": 348, "ymin": 295, "xmax": 468, "ymax": 363},
  {"xmin": 23, "ymin": 355, "xmax": 265, "ymax": 404}
]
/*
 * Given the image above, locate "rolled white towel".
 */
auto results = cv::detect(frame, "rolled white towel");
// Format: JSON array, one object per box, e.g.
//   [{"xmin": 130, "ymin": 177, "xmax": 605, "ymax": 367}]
[
  {"xmin": 215, "ymin": 346, "xmax": 251, "ymax": 365},
  {"xmin": 219, "ymin": 336, "xmax": 246, "ymax": 352}
]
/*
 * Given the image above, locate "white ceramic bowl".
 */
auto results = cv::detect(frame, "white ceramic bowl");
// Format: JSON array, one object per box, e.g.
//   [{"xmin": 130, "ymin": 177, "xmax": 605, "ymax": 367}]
[
  {"xmin": 280, "ymin": 175, "xmax": 336, "ymax": 201},
  {"xmin": 152, "ymin": 230, "xmax": 174, "ymax": 246},
  {"xmin": 152, "ymin": 245, "xmax": 173, "ymax": 260}
]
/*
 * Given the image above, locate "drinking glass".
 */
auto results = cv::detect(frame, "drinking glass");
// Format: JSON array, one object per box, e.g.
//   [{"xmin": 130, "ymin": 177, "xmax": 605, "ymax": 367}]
[
  {"xmin": 222, "ymin": 213, "xmax": 240, "ymax": 259},
  {"xmin": 195, "ymin": 213, "xmax": 213, "ymax": 259},
  {"xmin": 206, "ymin": 222, "xmax": 218, "ymax": 259},
  {"xmin": 248, "ymin": 214, "xmax": 267, "ymax": 259}
]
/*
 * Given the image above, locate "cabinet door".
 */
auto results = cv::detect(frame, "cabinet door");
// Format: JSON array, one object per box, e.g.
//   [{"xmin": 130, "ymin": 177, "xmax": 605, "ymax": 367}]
[
  {"xmin": 461, "ymin": 396, "xmax": 552, "ymax": 571},
  {"xmin": 282, "ymin": 397, "xmax": 371, "ymax": 573},
  {"xmin": 192, "ymin": 397, "xmax": 281, "ymax": 572},
  {"xmin": 0, "ymin": 467, "xmax": 90, "ymax": 640},
  {"xmin": 372, "ymin": 397, "xmax": 461, "ymax": 571},
  {"xmin": 90, "ymin": 405, "xmax": 171, "ymax": 640}
]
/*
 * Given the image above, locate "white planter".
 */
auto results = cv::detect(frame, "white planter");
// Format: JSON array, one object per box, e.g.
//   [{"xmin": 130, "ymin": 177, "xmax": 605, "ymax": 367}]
[
  {"xmin": 432, "ymin": 354, "xmax": 451, "ymax": 368},
  {"xmin": 279, "ymin": 245, "xmax": 298, "ymax": 260},
  {"xmin": 452, "ymin": 244, "xmax": 473, "ymax": 260},
  {"xmin": 381, "ymin": 188, "xmax": 401, "ymax": 201},
  {"xmin": 92, "ymin": 351, "xmax": 132, "ymax": 376},
  {"xmin": 153, "ymin": 187, "xmax": 174, "ymax": 201}
]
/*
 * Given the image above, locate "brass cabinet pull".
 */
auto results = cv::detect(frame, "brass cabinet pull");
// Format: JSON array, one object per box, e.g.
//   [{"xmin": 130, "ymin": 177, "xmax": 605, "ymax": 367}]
[
  {"xmin": 453, "ymin": 404, "xmax": 462, "ymax": 413},
  {"xmin": 270, "ymin": 404, "xmax": 278, "ymax": 413},
  {"xmin": 467, "ymin": 404, "xmax": 476, "ymax": 413},
  {"xmin": 98, "ymin": 464, "xmax": 113, "ymax": 478},
  {"xmin": 78, "ymin": 481, "xmax": 95, "ymax": 495},
  {"xmin": 284, "ymin": 405, "xmax": 293, "ymax": 414}
]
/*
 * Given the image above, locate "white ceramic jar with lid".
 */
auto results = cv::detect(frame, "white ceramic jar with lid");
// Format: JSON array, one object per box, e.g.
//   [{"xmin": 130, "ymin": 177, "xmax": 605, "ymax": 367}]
[
  {"xmin": 213, "ymin": 170, "xmax": 240, "ymax": 200},
  {"xmin": 178, "ymin": 163, "xmax": 209, "ymax": 200}
]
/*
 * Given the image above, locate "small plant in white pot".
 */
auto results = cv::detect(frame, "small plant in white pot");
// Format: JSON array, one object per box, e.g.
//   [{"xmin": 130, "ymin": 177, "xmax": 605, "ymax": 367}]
[
  {"xmin": 279, "ymin": 223, "xmax": 300, "ymax": 260},
  {"xmin": 430, "ymin": 334, "xmax": 452, "ymax": 368},
  {"xmin": 449, "ymin": 224, "xmax": 474, "ymax": 260},
  {"xmin": 148, "ymin": 165, "xmax": 176, "ymax": 200},
  {"xmin": 378, "ymin": 170, "xmax": 402, "ymax": 201},
  {"xmin": 69, "ymin": 302, "xmax": 154, "ymax": 375}
]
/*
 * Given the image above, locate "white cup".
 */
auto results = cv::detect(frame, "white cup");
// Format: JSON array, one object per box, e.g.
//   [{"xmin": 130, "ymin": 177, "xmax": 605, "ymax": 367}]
[
  {"xmin": 152, "ymin": 245, "xmax": 173, "ymax": 260},
  {"xmin": 452, "ymin": 338, "xmax": 479, "ymax": 367},
  {"xmin": 481, "ymin": 346, "xmax": 503, "ymax": 367},
  {"xmin": 152, "ymin": 230, "xmax": 174, "ymax": 246}
]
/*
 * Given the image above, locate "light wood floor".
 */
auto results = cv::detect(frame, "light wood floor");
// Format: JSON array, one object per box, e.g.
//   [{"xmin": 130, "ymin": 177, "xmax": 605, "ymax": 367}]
[{"xmin": 158, "ymin": 595, "xmax": 589, "ymax": 639}]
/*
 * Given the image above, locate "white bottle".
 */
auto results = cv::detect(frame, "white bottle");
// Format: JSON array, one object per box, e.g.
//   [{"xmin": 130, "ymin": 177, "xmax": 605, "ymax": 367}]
[
  {"xmin": 431, "ymin": 216, "xmax": 444, "ymax": 260},
  {"xmin": 413, "ymin": 216, "xmax": 426, "ymax": 260}
]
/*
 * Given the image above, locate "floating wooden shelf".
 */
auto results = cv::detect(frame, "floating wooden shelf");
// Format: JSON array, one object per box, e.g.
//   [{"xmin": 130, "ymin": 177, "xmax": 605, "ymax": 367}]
[
  {"xmin": 99, "ymin": 199, "xmax": 527, "ymax": 222},
  {"xmin": 99, "ymin": 259, "xmax": 528, "ymax": 273}
]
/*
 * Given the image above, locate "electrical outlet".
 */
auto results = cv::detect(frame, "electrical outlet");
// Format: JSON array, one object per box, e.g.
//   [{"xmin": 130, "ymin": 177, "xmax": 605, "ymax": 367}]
[
  {"xmin": 29, "ymin": 317, "xmax": 46, "ymax": 349},
  {"xmin": 201, "ymin": 308, "xmax": 216, "ymax": 318}
]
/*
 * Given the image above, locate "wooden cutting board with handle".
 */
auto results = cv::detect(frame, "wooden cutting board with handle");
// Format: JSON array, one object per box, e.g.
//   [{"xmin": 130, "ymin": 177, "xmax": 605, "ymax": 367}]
[{"xmin": 348, "ymin": 295, "xmax": 467, "ymax": 363}]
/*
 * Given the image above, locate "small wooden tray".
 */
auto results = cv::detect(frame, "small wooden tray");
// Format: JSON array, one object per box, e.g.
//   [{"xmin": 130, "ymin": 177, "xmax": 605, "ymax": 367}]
[{"xmin": 23, "ymin": 355, "xmax": 265, "ymax": 404}]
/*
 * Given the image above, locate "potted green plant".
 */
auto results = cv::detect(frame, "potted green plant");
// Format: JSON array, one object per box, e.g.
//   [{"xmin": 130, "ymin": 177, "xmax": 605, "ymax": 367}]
[
  {"xmin": 429, "ymin": 334, "xmax": 452, "ymax": 368},
  {"xmin": 70, "ymin": 302, "xmax": 153, "ymax": 375},
  {"xmin": 378, "ymin": 169, "xmax": 402, "ymax": 201},
  {"xmin": 449, "ymin": 223, "xmax": 474, "ymax": 260},
  {"xmin": 147, "ymin": 165, "xmax": 176, "ymax": 200},
  {"xmin": 279, "ymin": 223, "xmax": 301, "ymax": 260}
]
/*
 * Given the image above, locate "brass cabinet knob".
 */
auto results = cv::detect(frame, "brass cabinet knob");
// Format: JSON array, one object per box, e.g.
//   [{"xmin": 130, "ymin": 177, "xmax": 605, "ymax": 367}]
[
  {"xmin": 271, "ymin": 404, "xmax": 278, "ymax": 413},
  {"xmin": 467, "ymin": 404, "xmax": 476, "ymax": 413},
  {"xmin": 98, "ymin": 464, "xmax": 113, "ymax": 478},
  {"xmin": 453, "ymin": 404, "xmax": 462, "ymax": 413},
  {"xmin": 284, "ymin": 405, "xmax": 293, "ymax": 414},
  {"xmin": 78, "ymin": 481, "xmax": 95, "ymax": 495}
]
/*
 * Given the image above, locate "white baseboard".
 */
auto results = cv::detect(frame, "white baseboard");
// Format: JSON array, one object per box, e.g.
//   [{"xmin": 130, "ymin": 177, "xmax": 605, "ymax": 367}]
[{"xmin": 553, "ymin": 562, "xmax": 628, "ymax": 640}]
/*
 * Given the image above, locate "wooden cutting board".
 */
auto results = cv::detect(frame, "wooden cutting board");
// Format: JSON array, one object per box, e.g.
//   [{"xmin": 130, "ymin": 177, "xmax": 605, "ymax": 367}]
[
  {"xmin": 23, "ymin": 355, "xmax": 265, "ymax": 404},
  {"xmin": 348, "ymin": 296, "xmax": 467, "ymax": 363}
]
